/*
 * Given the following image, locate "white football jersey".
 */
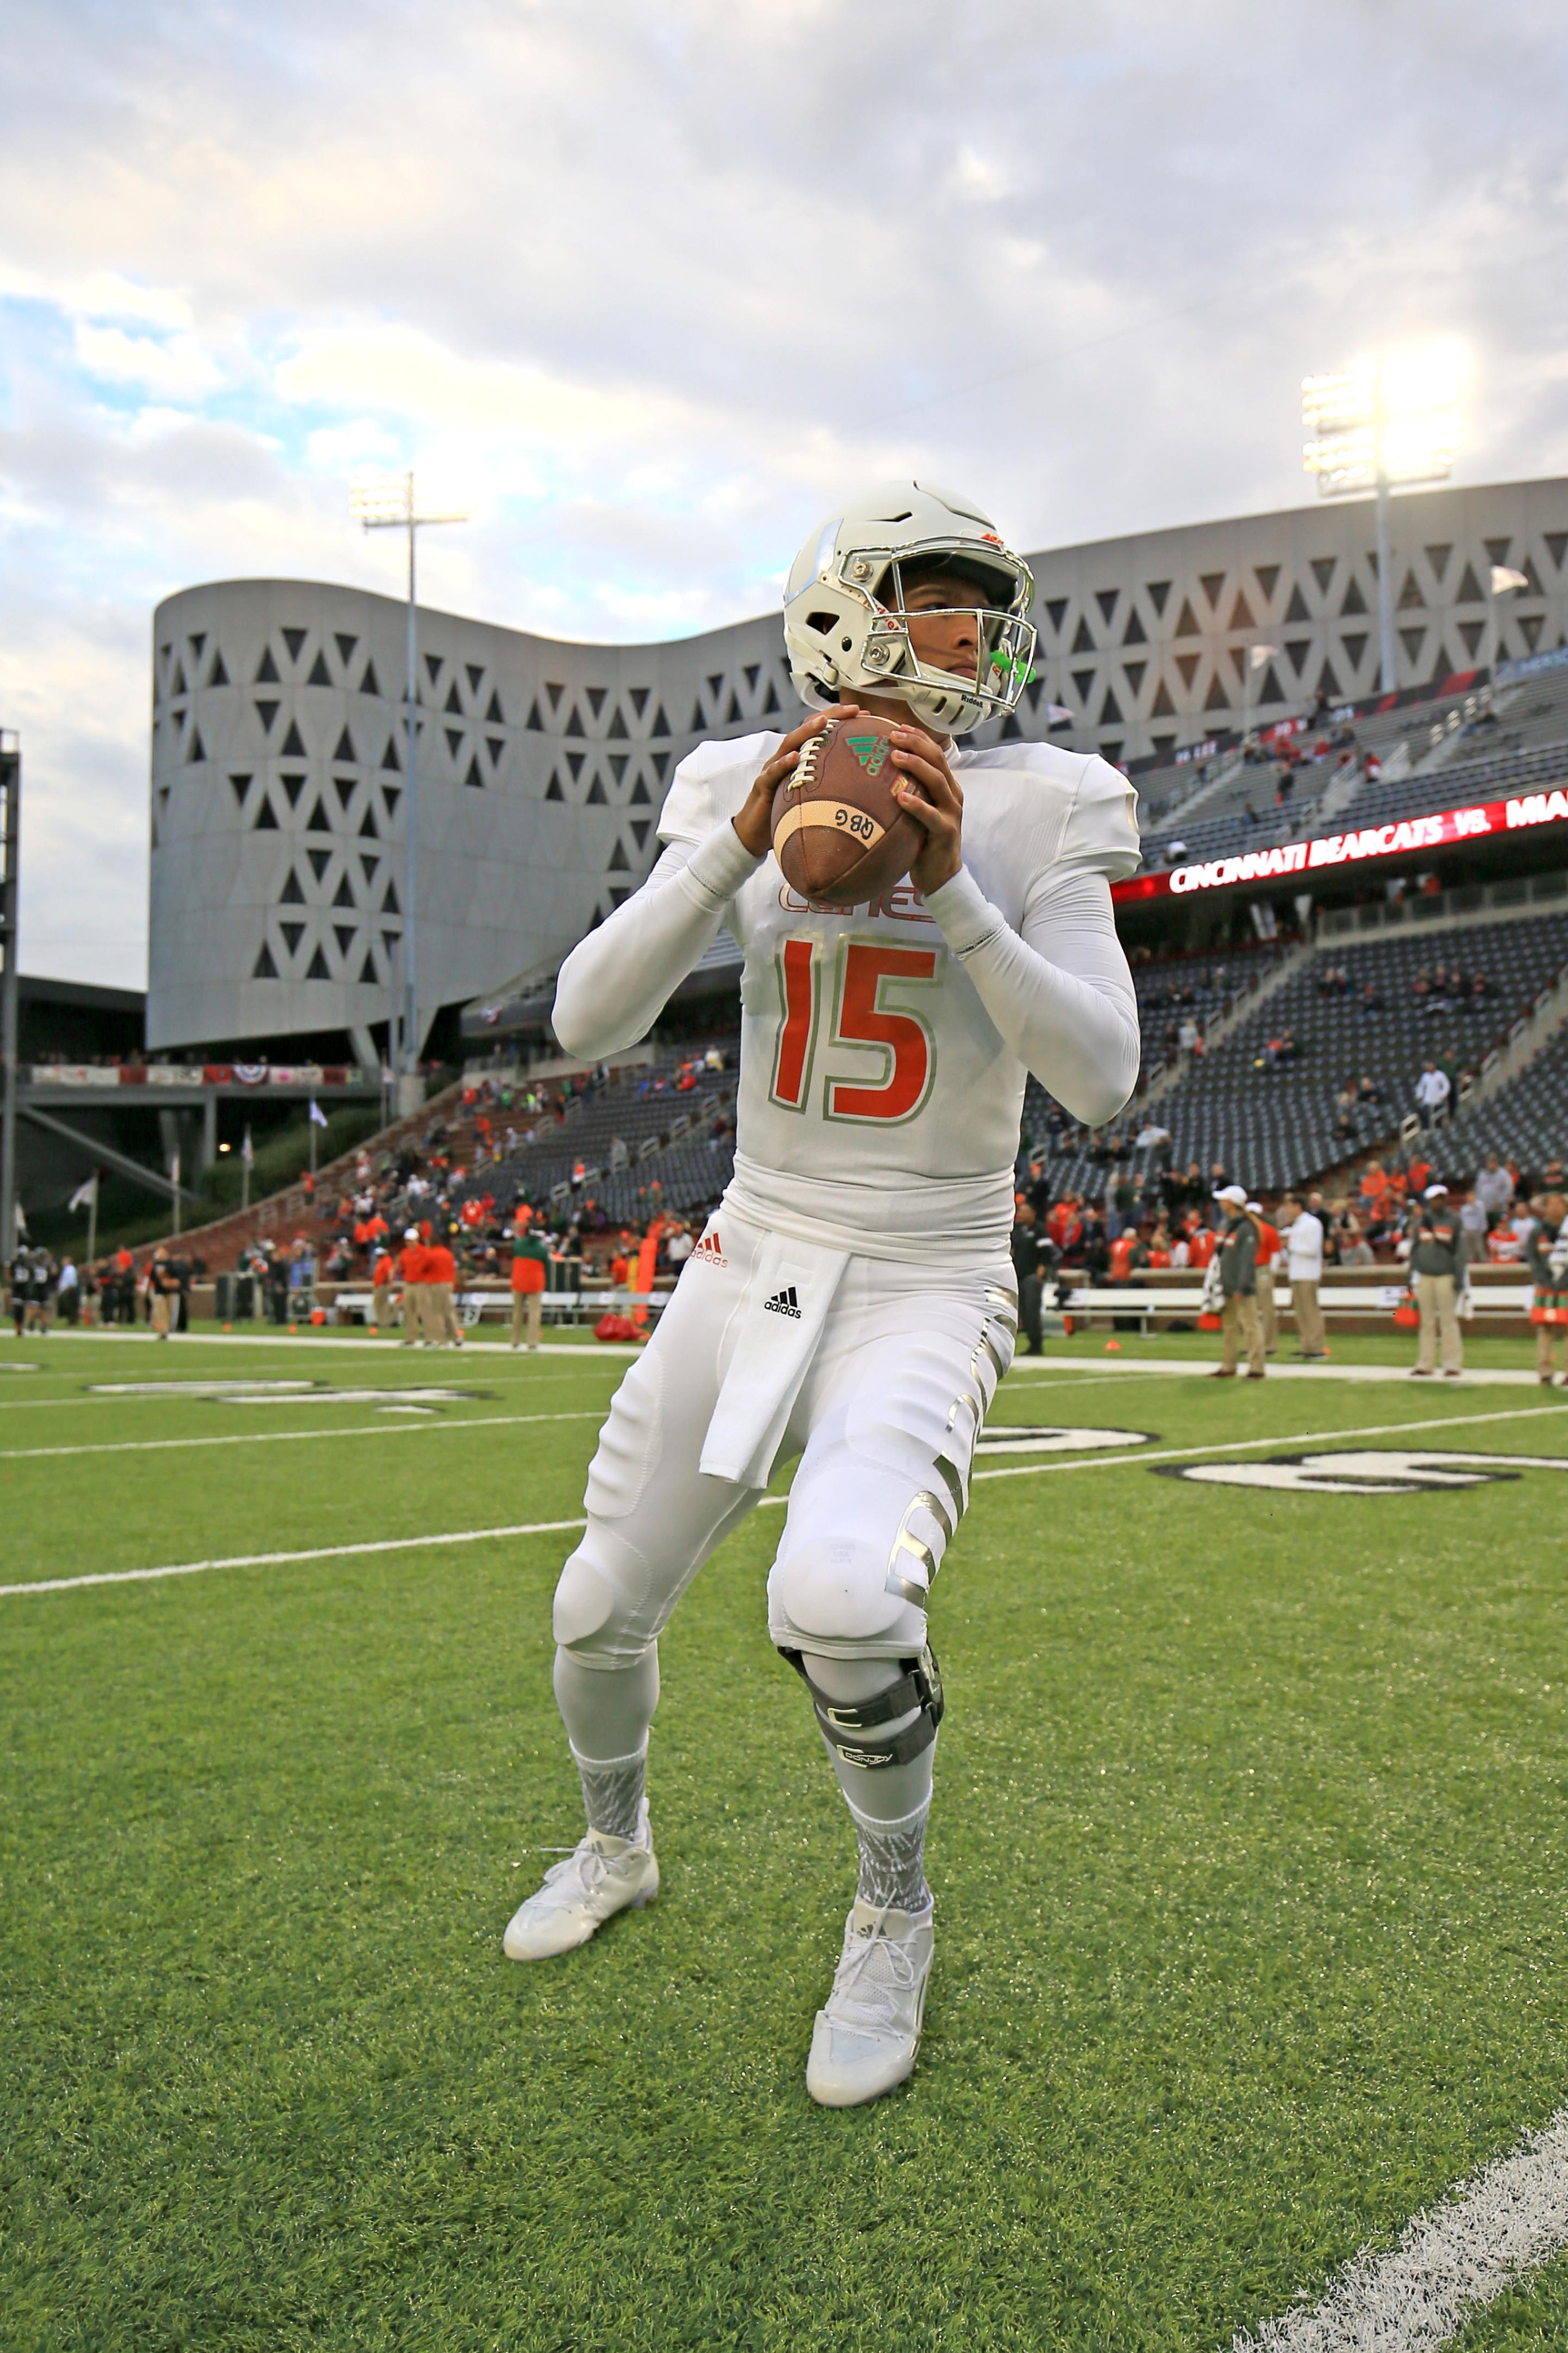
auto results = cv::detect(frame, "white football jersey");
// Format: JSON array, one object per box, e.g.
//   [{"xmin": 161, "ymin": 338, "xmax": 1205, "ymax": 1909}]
[{"xmin": 658, "ymin": 732, "xmax": 1140, "ymax": 1264}]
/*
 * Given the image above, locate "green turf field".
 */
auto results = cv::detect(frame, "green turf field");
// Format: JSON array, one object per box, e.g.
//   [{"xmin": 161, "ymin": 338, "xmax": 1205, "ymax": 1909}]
[{"xmin": 3, "ymin": 1327, "xmax": 1567, "ymax": 2351}]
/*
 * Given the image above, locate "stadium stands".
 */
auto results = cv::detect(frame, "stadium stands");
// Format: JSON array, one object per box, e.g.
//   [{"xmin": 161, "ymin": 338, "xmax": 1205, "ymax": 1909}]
[
  {"xmin": 1025, "ymin": 907, "xmax": 1568, "ymax": 1196},
  {"xmin": 1133, "ymin": 666, "xmax": 1568, "ymax": 871},
  {"xmin": 1439, "ymin": 1014, "xmax": 1568, "ymax": 1176}
]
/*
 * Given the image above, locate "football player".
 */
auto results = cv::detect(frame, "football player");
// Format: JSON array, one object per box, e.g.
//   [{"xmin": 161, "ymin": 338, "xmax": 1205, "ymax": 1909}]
[{"xmin": 503, "ymin": 482, "xmax": 1141, "ymax": 2106}]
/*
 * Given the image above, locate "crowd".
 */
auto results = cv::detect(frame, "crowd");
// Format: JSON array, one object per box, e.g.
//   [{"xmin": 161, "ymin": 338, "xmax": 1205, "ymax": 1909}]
[{"xmin": 1008, "ymin": 1141, "xmax": 1568, "ymax": 1384}]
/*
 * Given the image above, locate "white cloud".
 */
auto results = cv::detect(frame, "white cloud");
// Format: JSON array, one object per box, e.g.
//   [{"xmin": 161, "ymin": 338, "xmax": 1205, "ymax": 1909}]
[
  {"xmin": 0, "ymin": 0, "xmax": 1565, "ymax": 986},
  {"xmin": 74, "ymin": 322, "xmax": 225, "ymax": 402}
]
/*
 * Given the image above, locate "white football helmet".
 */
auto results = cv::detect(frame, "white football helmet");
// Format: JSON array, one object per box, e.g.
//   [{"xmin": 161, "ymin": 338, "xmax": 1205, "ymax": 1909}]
[{"xmin": 782, "ymin": 481, "xmax": 1036, "ymax": 735}]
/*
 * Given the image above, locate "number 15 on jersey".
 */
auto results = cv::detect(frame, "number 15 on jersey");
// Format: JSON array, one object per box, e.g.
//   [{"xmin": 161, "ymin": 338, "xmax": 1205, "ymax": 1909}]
[{"xmin": 770, "ymin": 938, "xmax": 943, "ymax": 1125}]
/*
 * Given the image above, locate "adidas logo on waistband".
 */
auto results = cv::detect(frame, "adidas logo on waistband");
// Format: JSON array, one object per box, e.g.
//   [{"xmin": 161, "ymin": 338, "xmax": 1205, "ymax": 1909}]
[
  {"xmin": 763, "ymin": 1284, "xmax": 802, "ymax": 1318},
  {"xmin": 693, "ymin": 1229, "xmax": 727, "ymax": 1267}
]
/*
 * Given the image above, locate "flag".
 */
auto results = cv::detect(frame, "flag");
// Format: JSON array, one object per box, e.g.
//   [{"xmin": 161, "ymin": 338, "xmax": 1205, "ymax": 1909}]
[
  {"xmin": 169, "ymin": 1151, "xmax": 180, "ymax": 1189},
  {"xmin": 241, "ymin": 1126, "xmax": 253, "ymax": 1166},
  {"xmin": 1490, "ymin": 564, "xmax": 1530, "ymax": 594},
  {"xmin": 1044, "ymin": 703, "xmax": 1074, "ymax": 726},
  {"xmin": 308, "ymin": 1097, "xmax": 329, "ymax": 1128},
  {"xmin": 1249, "ymin": 643, "xmax": 1280, "ymax": 670},
  {"xmin": 68, "ymin": 1172, "xmax": 99, "ymax": 1213}
]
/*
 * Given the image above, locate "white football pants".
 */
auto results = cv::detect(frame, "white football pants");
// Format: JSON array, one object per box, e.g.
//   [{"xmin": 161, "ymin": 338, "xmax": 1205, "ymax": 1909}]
[{"xmin": 551, "ymin": 1208, "xmax": 1017, "ymax": 1679}]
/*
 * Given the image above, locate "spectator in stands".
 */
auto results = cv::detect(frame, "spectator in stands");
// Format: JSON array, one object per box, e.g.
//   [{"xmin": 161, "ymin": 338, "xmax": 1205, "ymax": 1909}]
[
  {"xmin": 1280, "ymin": 1193, "xmax": 1327, "ymax": 1359},
  {"xmin": 1360, "ymin": 980, "xmax": 1383, "ymax": 1015},
  {"xmin": 1146, "ymin": 1220, "xmax": 1174, "ymax": 1268},
  {"xmin": 1337, "ymin": 1216, "xmax": 1374, "ymax": 1268},
  {"xmin": 1211, "ymin": 1185, "xmax": 1264, "ymax": 1379},
  {"xmin": 1415, "ymin": 1062, "xmax": 1451, "ymax": 1130},
  {"xmin": 1474, "ymin": 1154, "xmax": 1515, "ymax": 1228},
  {"xmin": 1407, "ymin": 1184, "xmax": 1467, "ymax": 1378},
  {"xmin": 1526, "ymin": 1194, "xmax": 1568, "ymax": 1387}
]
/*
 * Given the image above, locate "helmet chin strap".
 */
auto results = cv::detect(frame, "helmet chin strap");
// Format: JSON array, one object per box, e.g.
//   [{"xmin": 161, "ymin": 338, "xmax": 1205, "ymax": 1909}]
[{"xmin": 851, "ymin": 685, "xmax": 953, "ymax": 746}]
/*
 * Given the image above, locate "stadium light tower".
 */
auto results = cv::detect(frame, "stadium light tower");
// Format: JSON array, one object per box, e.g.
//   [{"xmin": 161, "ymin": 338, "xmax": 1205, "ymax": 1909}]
[
  {"xmin": 350, "ymin": 471, "xmax": 468, "ymax": 1116},
  {"xmin": 1301, "ymin": 343, "xmax": 1464, "ymax": 695}
]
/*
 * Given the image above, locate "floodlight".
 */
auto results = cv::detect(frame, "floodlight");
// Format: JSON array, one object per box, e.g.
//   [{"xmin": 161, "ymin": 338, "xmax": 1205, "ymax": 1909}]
[
  {"xmin": 1299, "ymin": 341, "xmax": 1465, "ymax": 692},
  {"xmin": 347, "ymin": 471, "xmax": 469, "ymax": 1098},
  {"xmin": 1301, "ymin": 342, "xmax": 1463, "ymax": 498}
]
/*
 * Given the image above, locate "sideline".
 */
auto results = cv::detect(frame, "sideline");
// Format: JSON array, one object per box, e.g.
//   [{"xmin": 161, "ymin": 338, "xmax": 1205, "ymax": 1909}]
[
  {"xmin": 1011, "ymin": 1356, "xmax": 1552, "ymax": 1388},
  {"xmin": 1235, "ymin": 2104, "xmax": 1568, "ymax": 2350},
  {"xmin": 5, "ymin": 1399, "xmax": 1565, "ymax": 1600}
]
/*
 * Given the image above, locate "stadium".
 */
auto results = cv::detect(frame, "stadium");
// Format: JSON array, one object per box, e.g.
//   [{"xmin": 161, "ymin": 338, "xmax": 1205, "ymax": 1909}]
[{"xmin": 6, "ymin": 17, "xmax": 1568, "ymax": 2351}]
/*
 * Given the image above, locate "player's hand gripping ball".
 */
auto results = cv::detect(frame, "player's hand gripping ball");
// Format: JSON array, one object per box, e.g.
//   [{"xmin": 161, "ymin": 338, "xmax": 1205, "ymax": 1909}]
[{"xmin": 770, "ymin": 713, "xmax": 925, "ymax": 907}]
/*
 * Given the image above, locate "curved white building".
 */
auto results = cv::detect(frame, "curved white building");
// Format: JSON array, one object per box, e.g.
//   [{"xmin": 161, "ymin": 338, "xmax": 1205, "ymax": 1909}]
[{"xmin": 149, "ymin": 477, "xmax": 1568, "ymax": 1054}]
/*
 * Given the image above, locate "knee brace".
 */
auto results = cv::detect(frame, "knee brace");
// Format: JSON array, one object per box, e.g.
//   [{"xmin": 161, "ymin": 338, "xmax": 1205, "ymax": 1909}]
[{"xmin": 778, "ymin": 1644, "xmax": 945, "ymax": 1770}]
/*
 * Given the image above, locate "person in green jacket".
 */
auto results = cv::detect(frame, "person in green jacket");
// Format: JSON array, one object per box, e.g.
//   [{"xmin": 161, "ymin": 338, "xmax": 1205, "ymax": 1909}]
[
  {"xmin": 510, "ymin": 1216, "xmax": 551, "ymax": 1351},
  {"xmin": 1525, "ymin": 1193, "xmax": 1568, "ymax": 1387}
]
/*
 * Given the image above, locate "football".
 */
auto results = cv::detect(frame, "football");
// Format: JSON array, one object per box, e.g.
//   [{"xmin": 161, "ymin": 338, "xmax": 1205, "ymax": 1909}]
[{"xmin": 770, "ymin": 713, "xmax": 925, "ymax": 906}]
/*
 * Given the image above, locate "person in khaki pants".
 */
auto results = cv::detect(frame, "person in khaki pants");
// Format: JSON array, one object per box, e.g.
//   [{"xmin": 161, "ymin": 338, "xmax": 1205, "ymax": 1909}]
[
  {"xmin": 1407, "ymin": 1182, "xmax": 1466, "ymax": 1378},
  {"xmin": 1210, "ymin": 1183, "xmax": 1265, "ymax": 1378},
  {"xmin": 1524, "ymin": 1193, "xmax": 1567, "ymax": 1386},
  {"xmin": 509, "ymin": 1216, "xmax": 550, "ymax": 1350},
  {"xmin": 1247, "ymin": 1198, "xmax": 1281, "ymax": 1355},
  {"xmin": 423, "ymin": 1234, "xmax": 464, "ymax": 1347},
  {"xmin": 396, "ymin": 1226, "xmax": 428, "ymax": 1347},
  {"xmin": 1280, "ymin": 1192, "xmax": 1328, "ymax": 1358},
  {"xmin": 370, "ymin": 1247, "xmax": 397, "ymax": 1334}
]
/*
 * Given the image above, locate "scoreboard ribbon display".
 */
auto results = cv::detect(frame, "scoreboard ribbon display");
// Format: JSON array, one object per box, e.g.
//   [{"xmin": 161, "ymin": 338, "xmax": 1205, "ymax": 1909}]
[{"xmin": 1113, "ymin": 785, "xmax": 1568, "ymax": 904}]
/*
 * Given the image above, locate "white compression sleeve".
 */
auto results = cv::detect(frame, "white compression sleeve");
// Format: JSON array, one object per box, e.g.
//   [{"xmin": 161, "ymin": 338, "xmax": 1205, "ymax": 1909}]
[
  {"xmin": 922, "ymin": 862, "xmax": 1140, "ymax": 1128},
  {"xmin": 551, "ymin": 823, "xmax": 761, "ymax": 1060}
]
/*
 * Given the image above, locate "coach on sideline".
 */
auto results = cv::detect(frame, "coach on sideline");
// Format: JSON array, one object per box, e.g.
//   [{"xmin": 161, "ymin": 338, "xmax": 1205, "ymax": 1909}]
[
  {"xmin": 1407, "ymin": 1182, "xmax": 1466, "ymax": 1379},
  {"xmin": 396, "ymin": 1225, "xmax": 428, "ymax": 1348},
  {"xmin": 1211, "ymin": 1184, "xmax": 1265, "ymax": 1379},
  {"xmin": 1280, "ymin": 1191, "xmax": 1327, "ymax": 1359}
]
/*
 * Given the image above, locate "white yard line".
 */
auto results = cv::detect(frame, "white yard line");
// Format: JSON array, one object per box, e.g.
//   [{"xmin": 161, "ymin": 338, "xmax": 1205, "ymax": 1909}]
[
  {"xmin": 7, "ymin": 1399, "xmax": 1566, "ymax": 1600},
  {"xmin": 1236, "ymin": 2106, "xmax": 1568, "ymax": 2350},
  {"xmin": 1011, "ymin": 1357, "xmax": 1550, "ymax": 1388},
  {"xmin": 0, "ymin": 1332, "xmax": 634, "ymax": 1356},
  {"xmin": 0, "ymin": 1519, "xmax": 590, "ymax": 1599},
  {"xmin": 0, "ymin": 1408, "xmax": 608, "ymax": 1464}
]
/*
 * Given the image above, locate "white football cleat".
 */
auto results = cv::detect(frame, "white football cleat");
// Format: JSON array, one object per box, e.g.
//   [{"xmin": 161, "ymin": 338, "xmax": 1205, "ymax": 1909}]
[
  {"xmin": 806, "ymin": 1899, "xmax": 934, "ymax": 2108},
  {"xmin": 502, "ymin": 1812, "xmax": 658, "ymax": 1961}
]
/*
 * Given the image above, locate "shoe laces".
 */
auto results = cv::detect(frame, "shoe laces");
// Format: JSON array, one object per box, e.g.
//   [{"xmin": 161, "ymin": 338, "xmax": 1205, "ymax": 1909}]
[
  {"xmin": 827, "ymin": 1906, "xmax": 924, "ymax": 2034},
  {"xmin": 528, "ymin": 1835, "xmax": 613, "ymax": 1910}
]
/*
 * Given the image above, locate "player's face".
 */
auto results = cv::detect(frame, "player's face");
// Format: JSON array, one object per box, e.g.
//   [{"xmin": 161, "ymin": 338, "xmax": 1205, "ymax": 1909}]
[{"xmin": 895, "ymin": 569, "xmax": 987, "ymax": 682}]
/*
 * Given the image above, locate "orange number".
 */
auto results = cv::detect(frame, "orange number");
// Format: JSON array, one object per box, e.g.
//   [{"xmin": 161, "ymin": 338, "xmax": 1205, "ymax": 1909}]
[{"xmin": 825, "ymin": 943, "xmax": 939, "ymax": 1123}]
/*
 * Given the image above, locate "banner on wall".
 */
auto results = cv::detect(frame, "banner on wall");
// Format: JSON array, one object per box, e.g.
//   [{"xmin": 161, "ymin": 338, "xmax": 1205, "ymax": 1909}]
[{"xmin": 1113, "ymin": 785, "xmax": 1568, "ymax": 905}]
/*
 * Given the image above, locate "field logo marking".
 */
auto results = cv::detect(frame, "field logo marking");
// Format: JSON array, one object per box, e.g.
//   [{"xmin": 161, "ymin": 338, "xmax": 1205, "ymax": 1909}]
[
  {"xmin": 1165, "ymin": 1449, "xmax": 1568, "ymax": 1495},
  {"xmin": 1237, "ymin": 2103, "xmax": 1568, "ymax": 2351}
]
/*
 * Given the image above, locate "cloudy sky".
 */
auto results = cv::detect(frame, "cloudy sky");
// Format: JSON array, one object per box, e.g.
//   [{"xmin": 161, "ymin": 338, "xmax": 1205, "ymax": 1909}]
[{"xmin": 3, "ymin": 0, "xmax": 1566, "ymax": 987}]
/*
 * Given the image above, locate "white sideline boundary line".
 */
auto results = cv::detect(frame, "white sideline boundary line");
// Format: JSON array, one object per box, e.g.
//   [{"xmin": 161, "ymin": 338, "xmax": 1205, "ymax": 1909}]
[
  {"xmin": 1237, "ymin": 2105, "xmax": 1568, "ymax": 2350},
  {"xmin": 5, "ymin": 1400, "xmax": 1565, "ymax": 1601},
  {"xmin": 0, "ymin": 1407, "xmax": 607, "ymax": 1464},
  {"xmin": 1010, "ymin": 1357, "xmax": 1552, "ymax": 1388}
]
